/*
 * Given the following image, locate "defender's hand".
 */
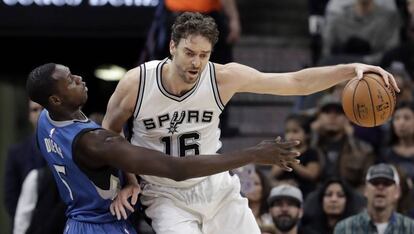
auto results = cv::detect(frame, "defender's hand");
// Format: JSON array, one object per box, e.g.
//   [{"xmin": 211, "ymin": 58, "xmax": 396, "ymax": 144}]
[
  {"xmin": 110, "ymin": 183, "xmax": 140, "ymax": 220},
  {"xmin": 252, "ymin": 136, "xmax": 301, "ymax": 171}
]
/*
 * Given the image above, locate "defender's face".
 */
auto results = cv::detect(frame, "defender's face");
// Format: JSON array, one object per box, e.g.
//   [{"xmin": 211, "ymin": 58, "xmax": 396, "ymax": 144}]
[
  {"xmin": 170, "ymin": 35, "xmax": 212, "ymax": 84},
  {"xmin": 52, "ymin": 65, "xmax": 88, "ymax": 109}
]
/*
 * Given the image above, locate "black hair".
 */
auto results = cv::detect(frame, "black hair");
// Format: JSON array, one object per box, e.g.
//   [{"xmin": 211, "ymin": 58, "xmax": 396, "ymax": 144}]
[
  {"xmin": 26, "ymin": 63, "xmax": 57, "ymax": 107},
  {"xmin": 255, "ymin": 167, "xmax": 271, "ymax": 216},
  {"xmin": 171, "ymin": 12, "xmax": 219, "ymax": 47}
]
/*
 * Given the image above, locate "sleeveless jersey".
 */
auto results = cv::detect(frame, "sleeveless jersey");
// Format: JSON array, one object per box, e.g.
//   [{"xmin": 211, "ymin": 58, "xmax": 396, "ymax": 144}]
[
  {"xmin": 37, "ymin": 110, "xmax": 122, "ymax": 223},
  {"xmin": 128, "ymin": 58, "xmax": 224, "ymax": 187}
]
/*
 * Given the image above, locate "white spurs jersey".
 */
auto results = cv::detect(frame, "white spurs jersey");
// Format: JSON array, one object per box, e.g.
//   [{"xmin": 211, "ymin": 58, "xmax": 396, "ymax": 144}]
[{"xmin": 128, "ymin": 58, "xmax": 224, "ymax": 188}]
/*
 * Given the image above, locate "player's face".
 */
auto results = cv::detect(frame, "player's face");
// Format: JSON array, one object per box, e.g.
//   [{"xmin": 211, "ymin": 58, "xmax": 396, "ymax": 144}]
[
  {"xmin": 246, "ymin": 172, "xmax": 263, "ymax": 202},
  {"xmin": 52, "ymin": 65, "xmax": 88, "ymax": 109},
  {"xmin": 285, "ymin": 120, "xmax": 306, "ymax": 147},
  {"xmin": 323, "ymin": 183, "xmax": 346, "ymax": 216},
  {"xmin": 170, "ymin": 35, "xmax": 212, "ymax": 84},
  {"xmin": 393, "ymin": 107, "xmax": 414, "ymax": 139},
  {"xmin": 365, "ymin": 178, "xmax": 399, "ymax": 212}
]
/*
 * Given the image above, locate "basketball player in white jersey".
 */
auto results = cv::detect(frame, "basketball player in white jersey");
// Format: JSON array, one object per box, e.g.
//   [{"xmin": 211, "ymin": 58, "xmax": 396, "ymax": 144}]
[{"xmin": 103, "ymin": 12, "xmax": 399, "ymax": 234}]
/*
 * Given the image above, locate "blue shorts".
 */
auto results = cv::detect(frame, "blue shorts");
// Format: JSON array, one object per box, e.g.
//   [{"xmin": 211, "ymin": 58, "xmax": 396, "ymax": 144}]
[{"xmin": 64, "ymin": 219, "xmax": 137, "ymax": 234}]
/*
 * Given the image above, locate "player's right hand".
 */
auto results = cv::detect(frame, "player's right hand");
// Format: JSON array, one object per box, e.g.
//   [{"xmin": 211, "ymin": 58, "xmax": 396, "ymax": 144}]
[
  {"xmin": 252, "ymin": 136, "xmax": 301, "ymax": 171},
  {"xmin": 110, "ymin": 183, "xmax": 140, "ymax": 220}
]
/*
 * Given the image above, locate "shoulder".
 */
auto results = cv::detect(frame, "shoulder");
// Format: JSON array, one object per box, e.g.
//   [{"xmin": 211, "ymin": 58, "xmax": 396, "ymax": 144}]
[
  {"xmin": 395, "ymin": 212, "xmax": 414, "ymax": 226},
  {"xmin": 335, "ymin": 213, "xmax": 363, "ymax": 230}
]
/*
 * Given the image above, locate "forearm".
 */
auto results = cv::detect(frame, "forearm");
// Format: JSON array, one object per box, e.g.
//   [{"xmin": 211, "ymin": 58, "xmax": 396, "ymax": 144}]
[
  {"xmin": 221, "ymin": 0, "xmax": 239, "ymax": 22},
  {"xmin": 116, "ymin": 146, "xmax": 256, "ymax": 181},
  {"xmin": 287, "ymin": 64, "xmax": 356, "ymax": 95}
]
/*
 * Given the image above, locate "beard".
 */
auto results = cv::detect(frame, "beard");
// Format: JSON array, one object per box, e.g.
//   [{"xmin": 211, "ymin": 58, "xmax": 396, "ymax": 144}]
[{"xmin": 273, "ymin": 214, "xmax": 298, "ymax": 232}]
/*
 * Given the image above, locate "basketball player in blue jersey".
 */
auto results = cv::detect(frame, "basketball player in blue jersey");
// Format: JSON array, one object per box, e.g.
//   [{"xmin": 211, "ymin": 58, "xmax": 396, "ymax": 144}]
[
  {"xmin": 26, "ymin": 63, "xmax": 301, "ymax": 233},
  {"xmin": 103, "ymin": 12, "xmax": 400, "ymax": 234}
]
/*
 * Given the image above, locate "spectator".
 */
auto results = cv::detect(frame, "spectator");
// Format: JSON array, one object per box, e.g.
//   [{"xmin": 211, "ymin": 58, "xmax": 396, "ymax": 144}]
[
  {"xmin": 334, "ymin": 163, "xmax": 414, "ymax": 233},
  {"xmin": 302, "ymin": 178, "xmax": 366, "ymax": 234},
  {"xmin": 321, "ymin": 0, "xmax": 401, "ymax": 65},
  {"xmin": 271, "ymin": 114, "xmax": 321, "ymax": 198},
  {"xmin": 267, "ymin": 184, "xmax": 304, "ymax": 234},
  {"xmin": 13, "ymin": 167, "xmax": 66, "ymax": 234},
  {"xmin": 3, "ymin": 100, "xmax": 46, "ymax": 230},
  {"xmin": 311, "ymin": 95, "xmax": 375, "ymax": 191},
  {"xmin": 380, "ymin": 101, "xmax": 414, "ymax": 217},
  {"xmin": 246, "ymin": 167, "xmax": 274, "ymax": 230}
]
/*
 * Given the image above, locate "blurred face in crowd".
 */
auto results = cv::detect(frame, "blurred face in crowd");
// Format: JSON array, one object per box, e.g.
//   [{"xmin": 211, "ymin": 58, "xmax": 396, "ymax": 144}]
[
  {"xmin": 393, "ymin": 107, "xmax": 414, "ymax": 140},
  {"xmin": 285, "ymin": 119, "xmax": 306, "ymax": 148},
  {"xmin": 323, "ymin": 183, "xmax": 346, "ymax": 217},
  {"xmin": 270, "ymin": 198, "xmax": 302, "ymax": 232},
  {"xmin": 365, "ymin": 178, "xmax": 400, "ymax": 212},
  {"xmin": 170, "ymin": 35, "xmax": 212, "ymax": 85},
  {"xmin": 318, "ymin": 106, "xmax": 347, "ymax": 134},
  {"xmin": 29, "ymin": 100, "xmax": 43, "ymax": 129},
  {"xmin": 246, "ymin": 172, "xmax": 263, "ymax": 202}
]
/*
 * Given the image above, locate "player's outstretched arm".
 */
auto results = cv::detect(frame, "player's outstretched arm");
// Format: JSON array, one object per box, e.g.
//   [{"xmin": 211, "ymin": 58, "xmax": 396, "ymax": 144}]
[
  {"xmin": 74, "ymin": 129, "xmax": 301, "ymax": 181},
  {"xmin": 216, "ymin": 63, "xmax": 399, "ymax": 101}
]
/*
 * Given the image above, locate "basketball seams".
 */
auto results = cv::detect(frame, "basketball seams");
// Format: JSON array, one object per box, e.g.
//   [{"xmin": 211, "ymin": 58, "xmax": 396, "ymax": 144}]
[
  {"xmin": 349, "ymin": 79, "xmax": 362, "ymax": 126},
  {"xmin": 361, "ymin": 79, "xmax": 377, "ymax": 127},
  {"xmin": 364, "ymin": 75, "xmax": 394, "ymax": 121}
]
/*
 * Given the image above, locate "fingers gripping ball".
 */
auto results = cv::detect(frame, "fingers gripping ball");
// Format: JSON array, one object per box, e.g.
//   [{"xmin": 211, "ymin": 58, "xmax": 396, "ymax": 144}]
[{"xmin": 342, "ymin": 73, "xmax": 396, "ymax": 127}]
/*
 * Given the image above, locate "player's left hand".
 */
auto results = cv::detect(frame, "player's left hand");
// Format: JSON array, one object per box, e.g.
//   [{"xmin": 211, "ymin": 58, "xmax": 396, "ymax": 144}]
[
  {"xmin": 352, "ymin": 63, "xmax": 400, "ymax": 92},
  {"xmin": 110, "ymin": 183, "xmax": 141, "ymax": 220}
]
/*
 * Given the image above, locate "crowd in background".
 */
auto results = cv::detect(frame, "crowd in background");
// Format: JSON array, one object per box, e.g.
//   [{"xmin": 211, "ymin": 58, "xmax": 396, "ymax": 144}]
[{"xmin": 4, "ymin": 0, "xmax": 414, "ymax": 233}]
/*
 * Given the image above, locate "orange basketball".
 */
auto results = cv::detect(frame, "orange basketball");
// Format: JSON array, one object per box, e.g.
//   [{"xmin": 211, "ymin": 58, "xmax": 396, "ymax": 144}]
[{"xmin": 341, "ymin": 73, "xmax": 396, "ymax": 127}]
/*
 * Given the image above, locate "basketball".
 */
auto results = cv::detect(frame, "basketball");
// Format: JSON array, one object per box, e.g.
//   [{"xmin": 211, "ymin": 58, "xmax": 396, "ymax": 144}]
[{"xmin": 342, "ymin": 73, "xmax": 396, "ymax": 127}]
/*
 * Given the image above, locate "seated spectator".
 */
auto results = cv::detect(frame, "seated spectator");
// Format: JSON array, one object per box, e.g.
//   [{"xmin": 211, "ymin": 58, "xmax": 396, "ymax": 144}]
[
  {"xmin": 271, "ymin": 114, "xmax": 321, "ymax": 198},
  {"xmin": 380, "ymin": 101, "xmax": 414, "ymax": 217},
  {"xmin": 321, "ymin": 0, "xmax": 401, "ymax": 65},
  {"xmin": 311, "ymin": 95, "xmax": 375, "ymax": 191},
  {"xmin": 267, "ymin": 184, "xmax": 305, "ymax": 234},
  {"xmin": 246, "ymin": 167, "xmax": 274, "ymax": 230},
  {"xmin": 334, "ymin": 163, "xmax": 414, "ymax": 233},
  {"xmin": 302, "ymin": 178, "xmax": 366, "ymax": 234}
]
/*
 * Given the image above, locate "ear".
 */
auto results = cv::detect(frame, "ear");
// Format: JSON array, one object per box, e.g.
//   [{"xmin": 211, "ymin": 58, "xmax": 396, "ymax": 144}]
[
  {"xmin": 169, "ymin": 40, "xmax": 176, "ymax": 56},
  {"xmin": 299, "ymin": 207, "xmax": 304, "ymax": 218},
  {"xmin": 394, "ymin": 185, "xmax": 401, "ymax": 200},
  {"xmin": 49, "ymin": 95, "xmax": 61, "ymax": 106}
]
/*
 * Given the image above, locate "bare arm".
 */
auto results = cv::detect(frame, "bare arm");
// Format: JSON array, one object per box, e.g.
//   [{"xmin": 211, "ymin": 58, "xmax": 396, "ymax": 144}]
[
  {"xmin": 220, "ymin": 0, "xmax": 241, "ymax": 43},
  {"xmin": 75, "ymin": 129, "xmax": 300, "ymax": 181},
  {"xmin": 216, "ymin": 62, "xmax": 399, "ymax": 103},
  {"xmin": 102, "ymin": 67, "xmax": 140, "ymax": 133}
]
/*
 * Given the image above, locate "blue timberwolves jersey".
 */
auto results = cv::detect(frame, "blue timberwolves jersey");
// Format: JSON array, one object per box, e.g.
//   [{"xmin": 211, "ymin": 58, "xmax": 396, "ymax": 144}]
[{"xmin": 36, "ymin": 110, "xmax": 123, "ymax": 223}]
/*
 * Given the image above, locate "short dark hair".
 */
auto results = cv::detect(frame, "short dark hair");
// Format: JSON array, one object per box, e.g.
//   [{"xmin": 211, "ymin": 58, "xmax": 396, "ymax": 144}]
[
  {"xmin": 171, "ymin": 12, "xmax": 219, "ymax": 47},
  {"xmin": 26, "ymin": 63, "xmax": 57, "ymax": 107}
]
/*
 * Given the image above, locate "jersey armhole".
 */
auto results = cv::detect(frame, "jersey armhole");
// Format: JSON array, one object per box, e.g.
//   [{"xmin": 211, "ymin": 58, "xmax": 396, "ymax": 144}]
[
  {"xmin": 133, "ymin": 64, "xmax": 146, "ymax": 119},
  {"xmin": 209, "ymin": 62, "xmax": 224, "ymax": 111}
]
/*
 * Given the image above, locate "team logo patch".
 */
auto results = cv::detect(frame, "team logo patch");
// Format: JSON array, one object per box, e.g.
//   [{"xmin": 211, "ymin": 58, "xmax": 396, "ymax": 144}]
[{"xmin": 167, "ymin": 111, "xmax": 185, "ymax": 134}]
